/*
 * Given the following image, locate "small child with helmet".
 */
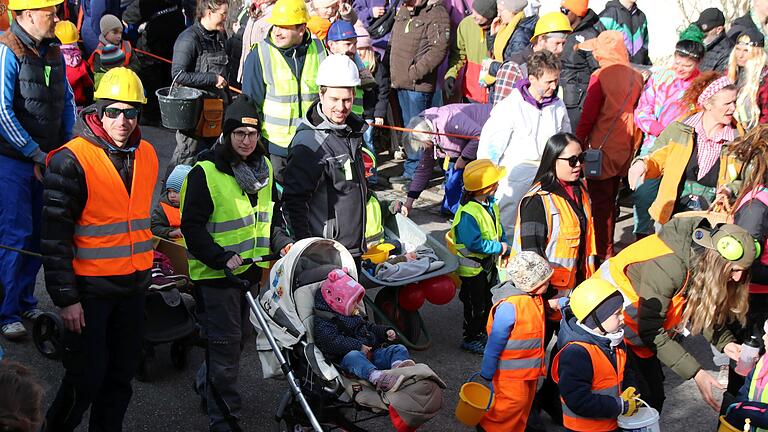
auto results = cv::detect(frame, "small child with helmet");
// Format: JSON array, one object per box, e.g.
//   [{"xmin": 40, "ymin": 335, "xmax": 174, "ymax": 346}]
[
  {"xmin": 552, "ymin": 278, "xmax": 639, "ymax": 431},
  {"xmin": 450, "ymin": 159, "xmax": 509, "ymax": 354},
  {"xmin": 478, "ymin": 251, "xmax": 553, "ymax": 431},
  {"xmin": 313, "ymin": 269, "xmax": 415, "ymax": 392},
  {"xmin": 55, "ymin": 20, "xmax": 94, "ymax": 109}
]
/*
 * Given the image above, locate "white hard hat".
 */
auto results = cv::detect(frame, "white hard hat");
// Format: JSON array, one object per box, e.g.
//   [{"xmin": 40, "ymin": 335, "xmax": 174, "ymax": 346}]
[{"xmin": 316, "ymin": 54, "xmax": 361, "ymax": 87}]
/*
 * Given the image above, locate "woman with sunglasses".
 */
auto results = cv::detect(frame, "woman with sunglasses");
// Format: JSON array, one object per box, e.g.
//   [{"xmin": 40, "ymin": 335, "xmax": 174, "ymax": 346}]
[
  {"xmin": 180, "ymin": 96, "xmax": 291, "ymax": 431},
  {"xmin": 628, "ymin": 72, "xmax": 743, "ymax": 237},
  {"xmin": 512, "ymin": 132, "xmax": 597, "ymax": 425}
]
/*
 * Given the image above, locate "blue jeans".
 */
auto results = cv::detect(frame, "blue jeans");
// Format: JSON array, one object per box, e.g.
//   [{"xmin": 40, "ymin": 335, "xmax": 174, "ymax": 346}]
[
  {"xmin": 0, "ymin": 155, "xmax": 41, "ymax": 325},
  {"xmin": 397, "ymin": 90, "xmax": 433, "ymax": 178},
  {"xmin": 340, "ymin": 344, "xmax": 410, "ymax": 380},
  {"xmin": 363, "ymin": 119, "xmax": 378, "ymax": 184},
  {"xmin": 633, "ymin": 177, "xmax": 662, "ymax": 235}
]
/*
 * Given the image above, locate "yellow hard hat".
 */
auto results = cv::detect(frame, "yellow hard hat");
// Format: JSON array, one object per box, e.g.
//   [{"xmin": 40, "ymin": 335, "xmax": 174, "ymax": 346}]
[
  {"xmin": 8, "ymin": 0, "xmax": 62, "ymax": 10},
  {"xmin": 463, "ymin": 159, "xmax": 506, "ymax": 192},
  {"xmin": 530, "ymin": 11, "xmax": 572, "ymax": 42},
  {"xmin": 94, "ymin": 67, "xmax": 147, "ymax": 104},
  {"xmin": 570, "ymin": 278, "xmax": 621, "ymax": 323},
  {"xmin": 55, "ymin": 20, "xmax": 78, "ymax": 45},
  {"xmin": 269, "ymin": 0, "xmax": 310, "ymax": 26}
]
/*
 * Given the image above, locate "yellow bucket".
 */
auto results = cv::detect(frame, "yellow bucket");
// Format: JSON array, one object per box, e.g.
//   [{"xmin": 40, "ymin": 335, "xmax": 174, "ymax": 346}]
[
  {"xmin": 455, "ymin": 379, "xmax": 494, "ymax": 426},
  {"xmin": 718, "ymin": 416, "xmax": 743, "ymax": 432},
  {"xmin": 361, "ymin": 243, "xmax": 395, "ymax": 264}
]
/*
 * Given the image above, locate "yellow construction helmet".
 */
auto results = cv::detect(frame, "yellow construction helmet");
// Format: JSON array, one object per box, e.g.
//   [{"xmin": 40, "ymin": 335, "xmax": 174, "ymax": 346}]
[
  {"xmin": 269, "ymin": 0, "xmax": 310, "ymax": 26},
  {"xmin": 463, "ymin": 159, "xmax": 506, "ymax": 192},
  {"xmin": 94, "ymin": 67, "xmax": 147, "ymax": 104},
  {"xmin": 55, "ymin": 20, "xmax": 79, "ymax": 45},
  {"xmin": 530, "ymin": 11, "xmax": 572, "ymax": 42},
  {"xmin": 570, "ymin": 278, "xmax": 621, "ymax": 323},
  {"xmin": 8, "ymin": 0, "xmax": 62, "ymax": 10}
]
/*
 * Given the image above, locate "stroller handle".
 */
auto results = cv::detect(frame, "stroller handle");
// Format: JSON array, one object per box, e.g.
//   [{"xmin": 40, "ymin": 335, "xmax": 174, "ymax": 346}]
[{"xmin": 223, "ymin": 254, "xmax": 282, "ymax": 289}]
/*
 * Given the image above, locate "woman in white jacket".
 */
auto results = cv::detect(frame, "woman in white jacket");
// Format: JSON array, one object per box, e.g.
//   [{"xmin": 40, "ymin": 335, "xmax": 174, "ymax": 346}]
[{"xmin": 478, "ymin": 50, "xmax": 571, "ymax": 232}]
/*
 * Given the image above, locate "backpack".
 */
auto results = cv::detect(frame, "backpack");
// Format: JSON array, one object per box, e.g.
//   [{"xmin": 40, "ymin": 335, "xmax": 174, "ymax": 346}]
[{"xmin": 367, "ymin": 0, "xmax": 400, "ymax": 39}]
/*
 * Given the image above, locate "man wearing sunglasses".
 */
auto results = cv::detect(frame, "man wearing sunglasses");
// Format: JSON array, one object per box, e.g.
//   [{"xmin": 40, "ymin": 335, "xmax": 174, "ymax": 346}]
[
  {"xmin": 0, "ymin": 0, "xmax": 76, "ymax": 341},
  {"xmin": 41, "ymin": 67, "xmax": 158, "ymax": 431}
]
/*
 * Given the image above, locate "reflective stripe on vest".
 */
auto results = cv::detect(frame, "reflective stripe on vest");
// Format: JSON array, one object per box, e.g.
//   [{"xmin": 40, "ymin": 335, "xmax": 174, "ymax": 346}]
[
  {"xmin": 259, "ymin": 38, "xmax": 326, "ymax": 149},
  {"xmin": 749, "ymin": 356, "xmax": 768, "ymax": 413},
  {"xmin": 513, "ymin": 182, "xmax": 596, "ymax": 290},
  {"xmin": 552, "ymin": 341, "xmax": 626, "ymax": 431},
  {"xmin": 451, "ymin": 200, "xmax": 502, "ymax": 277},
  {"xmin": 160, "ymin": 201, "xmax": 181, "ymax": 229},
  {"xmin": 48, "ymin": 137, "xmax": 158, "ymax": 276},
  {"xmin": 181, "ymin": 157, "xmax": 274, "ymax": 280},
  {"xmin": 365, "ymin": 194, "xmax": 384, "ymax": 247},
  {"xmin": 594, "ymin": 235, "xmax": 687, "ymax": 358},
  {"xmin": 486, "ymin": 287, "xmax": 546, "ymax": 380},
  {"xmin": 352, "ymin": 86, "xmax": 364, "ymax": 116}
]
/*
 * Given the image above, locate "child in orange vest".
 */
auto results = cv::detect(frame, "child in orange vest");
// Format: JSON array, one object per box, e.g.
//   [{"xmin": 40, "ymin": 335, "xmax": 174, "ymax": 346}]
[
  {"xmin": 89, "ymin": 15, "xmax": 139, "ymax": 88},
  {"xmin": 151, "ymin": 165, "xmax": 192, "ymax": 240},
  {"xmin": 478, "ymin": 251, "xmax": 552, "ymax": 431},
  {"xmin": 552, "ymin": 279, "xmax": 639, "ymax": 432}
]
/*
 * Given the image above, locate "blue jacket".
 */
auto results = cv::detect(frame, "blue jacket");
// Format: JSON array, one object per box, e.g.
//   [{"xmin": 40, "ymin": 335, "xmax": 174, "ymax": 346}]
[
  {"xmin": 0, "ymin": 22, "xmax": 75, "ymax": 162},
  {"xmin": 454, "ymin": 197, "xmax": 508, "ymax": 256},
  {"xmin": 555, "ymin": 306, "xmax": 635, "ymax": 420},
  {"xmin": 81, "ymin": 0, "xmax": 122, "ymax": 55},
  {"xmin": 480, "ymin": 298, "xmax": 517, "ymax": 379},
  {"xmin": 312, "ymin": 288, "xmax": 390, "ymax": 361}
]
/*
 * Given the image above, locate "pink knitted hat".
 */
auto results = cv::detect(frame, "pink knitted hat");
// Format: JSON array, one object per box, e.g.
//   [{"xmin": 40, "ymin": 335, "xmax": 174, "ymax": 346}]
[{"xmin": 321, "ymin": 269, "xmax": 365, "ymax": 316}]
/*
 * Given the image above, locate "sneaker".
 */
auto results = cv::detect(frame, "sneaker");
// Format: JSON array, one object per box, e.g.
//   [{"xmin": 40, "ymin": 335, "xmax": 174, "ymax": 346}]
[
  {"xmin": 21, "ymin": 308, "xmax": 44, "ymax": 321},
  {"xmin": 717, "ymin": 365, "xmax": 729, "ymax": 386},
  {"xmin": 394, "ymin": 359, "xmax": 416, "ymax": 369},
  {"xmin": 1, "ymin": 322, "xmax": 27, "ymax": 340},
  {"xmin": 461, "ymin": 340, "xmax": 486, "ymax": 355},
  {"xmin": 150, "ymin": 264, "xmax": 187, "ymax": 291},
  {"xmin": 388, "ymin": 175, "xmax": 412, "ymax": 185},
  {"xmin": 376, "ymin": 373, "xmax": 405, "ymax": 392}
]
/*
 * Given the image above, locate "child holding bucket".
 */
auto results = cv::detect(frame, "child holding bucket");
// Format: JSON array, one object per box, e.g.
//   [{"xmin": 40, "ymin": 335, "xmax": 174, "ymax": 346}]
[
  {"xmin": 451, "ymin": 159, "xmax": 509, "ymax": 355},
  {"xmin": 552, "ymin": 278, "xmax": 640, "ymax": 431},
  {"xmin": 476, "ymin": 251, "xmax": 552, "ymax": 431}
]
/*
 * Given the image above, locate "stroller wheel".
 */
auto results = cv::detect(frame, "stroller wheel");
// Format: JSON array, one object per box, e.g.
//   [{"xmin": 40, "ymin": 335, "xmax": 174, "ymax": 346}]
[
  {"xmin": 170, "ymin": 340, "xmax": 189, "ymax": 370},
  {"xmin": 32, "ymin": 312, "xmax": 63, "ymax": 360},
  {"xmin": 373, "ymin": 289, "xmax": 421, "ymax": 343}
]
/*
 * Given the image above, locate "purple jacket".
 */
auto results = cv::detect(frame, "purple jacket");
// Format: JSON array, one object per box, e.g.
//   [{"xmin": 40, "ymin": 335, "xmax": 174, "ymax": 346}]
[
  {"xmin": 354, "ymin": 0, "xmax": 392, "ymax": 56},
  {"xmin": 408, "ymin": 103, "xmax": 492, "ymax": 199}
]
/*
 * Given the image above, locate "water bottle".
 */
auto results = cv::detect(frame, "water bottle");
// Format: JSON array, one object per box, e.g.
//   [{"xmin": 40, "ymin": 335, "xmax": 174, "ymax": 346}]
[{"xmin": 735, "ymin": 335, "xmax": 761, "ymax": 376}]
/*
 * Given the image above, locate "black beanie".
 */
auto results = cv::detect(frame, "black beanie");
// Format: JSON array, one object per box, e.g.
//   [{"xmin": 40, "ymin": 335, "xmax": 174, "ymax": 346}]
[
  {"xmin": 473, "ymin": 0, "xmax": 498, "ymax": 21},
  {"xmin": 222, "ymin": 95, "xmax": 262, "ymax": 136},
  {"xmin": 582, "ymin": 291, "xmax": 624, "ymax": 331}
]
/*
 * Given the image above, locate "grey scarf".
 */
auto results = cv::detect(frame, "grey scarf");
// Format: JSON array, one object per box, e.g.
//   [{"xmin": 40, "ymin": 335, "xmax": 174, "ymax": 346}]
[{"xmin": 230, "ymin": 156, "xmax": 269, "ymax": 194}]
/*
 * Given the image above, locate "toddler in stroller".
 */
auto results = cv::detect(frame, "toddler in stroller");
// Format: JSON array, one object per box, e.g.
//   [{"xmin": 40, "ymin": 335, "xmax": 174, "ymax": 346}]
[{"xmin": 314, "ymin": 269, "xmax": 415, "ymax": 392}]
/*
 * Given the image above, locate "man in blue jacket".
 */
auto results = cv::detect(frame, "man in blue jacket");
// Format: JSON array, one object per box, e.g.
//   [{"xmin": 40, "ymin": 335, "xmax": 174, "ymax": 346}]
[{"xmin": 0, "ymin": 0, "xmax": 75, "ymax": 340}]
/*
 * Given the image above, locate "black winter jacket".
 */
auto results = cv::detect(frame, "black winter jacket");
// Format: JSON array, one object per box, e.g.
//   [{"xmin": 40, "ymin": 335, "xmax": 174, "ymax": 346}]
[
  {"xmin": 41, "ymin": 107, "xmax": 153, "ymax": 307},
  {"xmin": 283, "ymin": 100, "xmax": 368, "ymax": 257},
  {"xmin": 561, "ymin": 9, "xmax": 603, "ymax": 127},
  {"xmin": 363, "ymin": 51, "xmax": 391, "ymax": 120},
  {"xmin": 504, "ymin": 14, "xmax": 537, "ymax": 62},
  {"xmin": 122, "ymin": 0, "xmax": 188, "ymax": 61},
  {"xmin": 728, "ymin": 13, "xmax": 764, "ymax": 44},
  {"xmin": 700, "ymin": 32, "xmax": 735, "ymax": 73},
  {"xmin": 180, "ymin": 142, "xmax": 291, "ymax": 286},
  {"xmin": 171, "ymin": 21, "xmax": 229, "ymax": 98}
]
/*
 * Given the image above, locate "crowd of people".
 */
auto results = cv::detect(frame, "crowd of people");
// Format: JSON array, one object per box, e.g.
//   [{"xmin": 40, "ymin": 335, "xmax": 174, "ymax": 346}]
[{"xmin": 4, "ymin": 0, "xmax": 768, "ymax": 430}]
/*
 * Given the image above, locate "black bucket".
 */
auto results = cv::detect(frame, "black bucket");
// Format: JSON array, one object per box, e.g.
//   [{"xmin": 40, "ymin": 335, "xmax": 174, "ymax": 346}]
[{"xmin": 156, "ymin": 86, "xmax": 203, "ymax": 130}]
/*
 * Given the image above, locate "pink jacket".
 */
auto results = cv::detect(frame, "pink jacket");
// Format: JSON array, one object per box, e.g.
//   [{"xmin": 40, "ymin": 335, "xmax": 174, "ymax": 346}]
[{"xmin": 634, "ymin": 67, "xmax": 699, "ymax": 153}]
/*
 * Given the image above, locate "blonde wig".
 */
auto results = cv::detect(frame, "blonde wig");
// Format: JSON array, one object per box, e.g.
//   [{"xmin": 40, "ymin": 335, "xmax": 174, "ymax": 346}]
[
  {"xmin": 728, "ymin": 124, "xmax": 768, "ymax": 208},
  {"xmin": 683, "ymin": 248, "xmax": 750, "ymax": 335},
  {"xmin": 357, "ymin": 47, "xmax": 377, "ymax": 74},
  {"xmin": 727, "ymin": 43, "xmax": 767, "ymax": 130}
]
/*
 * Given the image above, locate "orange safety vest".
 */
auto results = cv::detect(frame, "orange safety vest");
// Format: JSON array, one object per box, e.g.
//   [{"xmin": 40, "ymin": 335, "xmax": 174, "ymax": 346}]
[
  {"xmin": 514, "ymin": 182, "xmax": 597, "ymax": 291},
  {"xmin": 160, "ymin": 201, "xmax": 181, "ymax": 229},
  {"xmin": 594, "ymin": 235, "xmax": 688, "ymax": 358},
  {"xmin": 47, "ymin": 137, "xmax": 158, "ymax": 276},
  {"xmin": 552, "ymin": 341, "xmax": 627, "ymax": 431},
  {"xmin": 88, "ymin": 40, "xmax": 134, "ymax": 70},
  {"xmin": 486, "ymin": 287, "xmax": 546, "ymax": 380}
]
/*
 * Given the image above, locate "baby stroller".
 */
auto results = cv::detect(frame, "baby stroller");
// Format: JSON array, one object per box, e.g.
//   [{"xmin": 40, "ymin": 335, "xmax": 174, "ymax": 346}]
[{"xmin": 230, "ymin": 238, "xmax": 446, "ymax": 431}]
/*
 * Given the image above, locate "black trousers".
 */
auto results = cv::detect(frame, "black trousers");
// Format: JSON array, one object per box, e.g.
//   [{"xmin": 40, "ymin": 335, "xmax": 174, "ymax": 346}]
[
  {"xmin": 45, "ymin": 293, "xmax": 146, "ymax": 432},
  {"xmin": 459, "ymin": 270, "xmax": 496, "ymax": 341},
  {"xmin": 627, "ymin": 349, "xmax": 667, "ymax": 412}
]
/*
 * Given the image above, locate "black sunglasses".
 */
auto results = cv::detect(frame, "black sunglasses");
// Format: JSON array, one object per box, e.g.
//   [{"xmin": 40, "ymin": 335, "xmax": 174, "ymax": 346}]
[
  {"xmin": 104, "ymin": 107, "xmax": 140, "ymax": 120},
  {"xmin": 557, "ymin": 153, "xmax": 585, "ymax": 167},
  {"xmin": 560, "ymin": 6, "xmax": 570, "ymax": 15}
]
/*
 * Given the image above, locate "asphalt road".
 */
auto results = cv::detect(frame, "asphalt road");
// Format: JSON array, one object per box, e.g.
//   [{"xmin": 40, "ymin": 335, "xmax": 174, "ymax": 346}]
[{"xmin": 2, "ymin": 124, "xmax": 726, "ymax": 431}]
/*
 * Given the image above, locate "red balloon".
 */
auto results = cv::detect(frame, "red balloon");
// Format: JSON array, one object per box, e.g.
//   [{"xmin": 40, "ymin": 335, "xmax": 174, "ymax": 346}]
[
  {"xmin": 422, "ymin": 275, "xmax": 457, "ymax": 305},
  {"xmin": 398, "ymin": 284, "xmax": 426, "ymax": 311}
]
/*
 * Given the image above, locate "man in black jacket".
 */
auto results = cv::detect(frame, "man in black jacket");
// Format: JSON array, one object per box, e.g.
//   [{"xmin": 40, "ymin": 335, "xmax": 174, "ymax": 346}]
[
  {"xmin": 283, "ymin": 54, "xmax": 368, "ymax": 257},
  {"xmin": 560, "ymin": 0, "xmax": 604, "ymax": 127},
  {"xmin": 696, "ymin": 7, "xmax": 733, "ymax": 73},
  {"xmin": 42, "ymin": 68, "xmax": 157, "ymax": 432}
]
